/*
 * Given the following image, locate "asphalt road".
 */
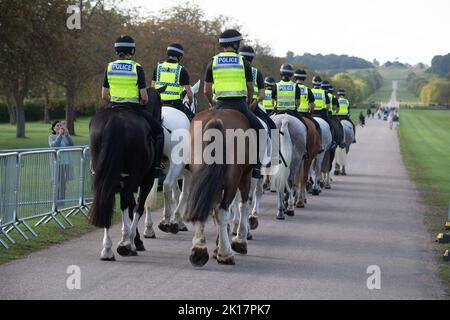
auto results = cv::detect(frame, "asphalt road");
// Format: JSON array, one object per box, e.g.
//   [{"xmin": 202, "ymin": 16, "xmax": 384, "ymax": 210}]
[{"xmin": 0, "ymin": 118, "xmax": 445, "ymax": 300}]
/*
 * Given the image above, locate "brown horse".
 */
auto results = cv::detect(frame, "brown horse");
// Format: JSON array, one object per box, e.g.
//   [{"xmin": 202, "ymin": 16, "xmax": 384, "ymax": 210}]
[
  {"xmin": 184, "ymin": 109, "xmax": 257, "ymax": 266},
  {"xmin": 296, "ymin": 117, "xmax": 321, "ymax": 208}
]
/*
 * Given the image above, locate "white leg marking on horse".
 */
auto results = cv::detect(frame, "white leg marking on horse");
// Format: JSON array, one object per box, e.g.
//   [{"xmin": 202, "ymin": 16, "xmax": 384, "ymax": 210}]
[
  {"xmin": 234, "ymin": 200, "xmax": 249, "ymax": 243},
  {"xmin": 129, "ymin": 211, "xmax": 140, "ymax": 252},
  {"xmin": 215, "ymin": 208, "xmax": 233, "ymax": 259},
  {"xmin": 192, "ymin": 222, "xmax": 206, "ymax": 248},
  {"xmin": 119, "ymin": 208, "xmax": 131, "ymax": 247},
  {"xmin": 144, "ymin": 204, "xmax": 155, "ymax": 238},
  {"xmin": 101, "ymin": 228, "xmax": 114, "ymax": 260}
]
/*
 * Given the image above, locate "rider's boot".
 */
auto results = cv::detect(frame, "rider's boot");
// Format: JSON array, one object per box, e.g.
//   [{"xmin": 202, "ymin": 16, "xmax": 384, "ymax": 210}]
[{"xmin": 153, "ymin": 134, "xmax": 164, "ymax": 177}]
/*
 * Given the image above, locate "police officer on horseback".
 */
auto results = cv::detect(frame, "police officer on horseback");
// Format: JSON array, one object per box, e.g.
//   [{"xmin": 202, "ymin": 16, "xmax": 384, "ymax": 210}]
[
  {"xmin": 336, "ymin": 89, "xmax": 357, "ymax": 142},
  {"xmin": 293, "ymin": 69, "xmax": 323, "ymax": 142},
  {"xmin": 311, "ymin": 75, "xmax": 340, "ymax": 149},
  {"xmin": 152, "ymin": 43, "xmax": 195, "ymax": 121},
  {"xmin": 102, "ymin": 35, "xmax": 164, "ymax": 175},
  {"xmin": 238, "ymin": 45, "xmax": 277, "ymax": 131},
  {"xmin": 204, "ymin": 29, "xmax": 265, "ymax": 179},
  {"xmin": 263, "ymin": 76, "xmax": 276, "ymax": 114},
  {"xmin": 322, "ymin": 80, "xmax": 345, "ymax": 148}
]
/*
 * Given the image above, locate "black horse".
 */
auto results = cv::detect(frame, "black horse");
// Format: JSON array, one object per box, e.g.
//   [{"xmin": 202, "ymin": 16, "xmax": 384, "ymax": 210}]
[{"xmin": 89, "ymin": 87, "xmax": 163, "ymax": 261}]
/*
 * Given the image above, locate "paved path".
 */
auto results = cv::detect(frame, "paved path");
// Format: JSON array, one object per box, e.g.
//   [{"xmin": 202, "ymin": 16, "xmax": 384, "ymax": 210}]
[{"xmin": 0, "ymin": 118, "xmax": 445, "ymax": 299}]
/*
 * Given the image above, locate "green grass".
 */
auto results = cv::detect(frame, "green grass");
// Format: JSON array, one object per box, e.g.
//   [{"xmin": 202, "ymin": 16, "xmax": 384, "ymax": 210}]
[
  {"xmin": 0, "ymin": 192, "xmax": 164, "ymax": 264},
  {"xmin": 0, "ymin": 118, "xmax": 91, "ymax": 150},
  {"xmin": 365, "ymin": 67, "xmax": 421, "ymax": 105},
  {"xmin": 398, "ymin": 109, "xmax": 450, "ymax": 292}
]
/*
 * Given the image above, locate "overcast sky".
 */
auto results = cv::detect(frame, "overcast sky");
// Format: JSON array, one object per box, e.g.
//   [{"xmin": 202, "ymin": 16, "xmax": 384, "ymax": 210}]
[{"xmin": 132, "ymin": 0, "xmax": 450, "ymax": 65}]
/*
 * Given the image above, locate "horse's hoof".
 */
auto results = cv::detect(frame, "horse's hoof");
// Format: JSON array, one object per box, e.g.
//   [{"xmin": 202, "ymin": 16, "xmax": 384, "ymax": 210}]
[
  {"xmin": 342, "ymin": 171, "xmax": 347, "ymax": 176},
  {"xmin": 312, "ymin": 189, "xmax": 320, "ymax": 196},
  {"xmin": 144, "ymin": 233, "xmax": 156, "ymax": 239},
  {"xmin": 249, "ymin": 216, "xmax": 259, "ymax": 230},
  {"xmin": 247, "ymin": 231, "xmax": 253, "ymax": 241},
  {"xmin": 212, "ymin": 247, "xmax": 218, "ymax": 260},
  {"xmin": 189, "ymin": 247, "xmax": 209, "ymax": 267},
  {"xmin": 276, "ymin": 213, "xmax": 285, "ymax": 220},
  {"xmin": 130, "ymin": 250, "xmax": 138, "ymax": 256},
  {"xmin": 217, "ymin": 255, "xmax": 235, "ymax": 265},
  {"xmin": 285, "ymin": 210, "xmax": 295, "ymax": 217},
  {"xmin": 100, "ymin": 255, "xmax": 116, "ymax": 261},
  {"xmin": 325, "ymin": 184, "xmax": 331, "ymax": 190},
  {"xmin": 169, "ymin": 223, "xmax": 179, "ymax": 234},
  {"xmin": 320, "ymin": 181, "xmax": 324, "ymax": 188},
  {"xmin": 296, "ymin": 202, "xmax": 305, "ymax": 208},
  {"xmin": 179, "ymin": 225, "xmax": 188, "ymax": 232},
  {"xmin": 144, "ymin": 227, "xmax": 156, "ymax": 239},
  {"xmin": 334, "ymin": 170, "xmax": 340, "ymax": 176},
  {"xmin": 231, "ymin": 241, "xmax": 248, "ymax": 255},
  {"xmin": 232, "ymin": 232, "xmax": 237, "ymax": 236},
  {"xmin": 135, "ymin": 243, "xmax": 146, "ymax": 251},
  {"xmin": 117, "ymin": 244, "xmax": 132, "ymax": 257},
  {"xmin": 158, "ymin": 222, "xmax": 169, "ymax": 233}
]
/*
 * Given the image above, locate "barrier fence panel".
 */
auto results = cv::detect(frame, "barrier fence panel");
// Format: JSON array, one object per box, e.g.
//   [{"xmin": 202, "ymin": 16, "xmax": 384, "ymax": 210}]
[
  {"xmin": 0, "ymin": 153, "xmax": 19, "ymax": 248},
  {"xmin": 53, "ymin": 148, "xmax": 83, "ymax": 223},
  {"xmin": 0, "ymin": 146, "xmax": 92, "ymax": 249}
]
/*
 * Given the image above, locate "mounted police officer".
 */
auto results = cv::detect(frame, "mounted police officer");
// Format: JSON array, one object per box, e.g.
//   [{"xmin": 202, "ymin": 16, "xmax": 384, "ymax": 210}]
[
  {"xmin": 293, "ymin": 69, "xmax": 323, "ymax": 141},
  {"xmin": 238, "ymin": 45, "xmax": 277, "ymax": 131},
  {"xmin": 311, "ymin": 76, "xmax": 339, "ymax": 149},
  {"xmin": 204, "ymin": 29, "xmax": 265, "ymax": 179},
  {"xmin": 101, "ymin": 35, "xmax": 164, "ymax": 175},
  {"xmin": 152, "ymin": 43, "xmax": 195, "ymax": 121},
  {"xmin": 322, "ymin": 80, "xmax": 345, "ymax": 148},
  {"xmin": 263, "ymin": 76, "xmax": 276, "ymax": 114},
  {"xmin": 336, "ymin": 89, "xmax": 357, "ymax": 142}
]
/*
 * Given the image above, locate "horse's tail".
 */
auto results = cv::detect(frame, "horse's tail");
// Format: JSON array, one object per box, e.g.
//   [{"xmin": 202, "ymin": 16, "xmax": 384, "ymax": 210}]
[
  {"xmin": 184, "ymin": 118, "xmax": 226, "ymax": 223},
  {"xmin": 89, "ymin": 117, "xmax": 124, "ymax": 228},
  {"xmin": 272, "ymin": 119, "xmax": 292, "ymax": 192}
]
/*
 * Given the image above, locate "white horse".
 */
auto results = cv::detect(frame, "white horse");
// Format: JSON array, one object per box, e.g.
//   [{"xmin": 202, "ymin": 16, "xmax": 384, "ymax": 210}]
[
  {"xmin": 270, "ymin": 114, "xmax": 307, "ymax": 220},
  {"xmin": 310, "ymin": 116, "xmax": 332, "ymax": 195},
  {"xmin": 334, "ymin": 119, "xmax": 355, "ymax": 176},
  {"xmin": 143, "ymin": 80, "xmax": 200, "ymax": 238}
]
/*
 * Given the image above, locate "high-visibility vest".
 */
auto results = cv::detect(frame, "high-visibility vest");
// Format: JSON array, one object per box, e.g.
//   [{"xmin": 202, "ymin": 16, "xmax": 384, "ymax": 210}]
[
  {"xmin": 311, "ymin": 88, "xmax": 326, "ymax": 110},
  {"xmin": 263, "ymin": 88, "xmax": 274, "ymax": 110},
  {"xmin": 155, "ymin": 61, "xmax": 183, "ymax": 101},
  {"xmin": 329, "ymin": 93, "xmax": 337, "ymax": 115},
  {"xmin": 212, "ymin": 52, "xmax": 247, "ymax": 99},
  {"xmin": 338, "ymin": 98, "xmax": 350, "ymax": 115},
  {"xmin": 276, "ymin": 80, "xmax": 296, "ymax": 110},
  {"xmin": 298, "ymin": 84, "xmax": 310, "ymax": 112},
  {"xmin": 252, "ymin": 67, "xmax": 259, "ymax": 100},
  {"xmin": 107, "ymin": 60, "xmax": 140, "ymax": 104}
]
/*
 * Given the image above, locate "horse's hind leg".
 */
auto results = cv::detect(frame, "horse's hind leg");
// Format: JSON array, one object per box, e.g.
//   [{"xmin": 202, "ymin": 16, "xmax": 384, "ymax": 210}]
[
  {"xmin": 231, "ymin": 173, "xmax": 252, "ymax": 255},
  {"xmin": 173, "ymin": 172, "xmax": 191, "ymax": 232},
  {"xmin": 159, "ymin": 163, "xmax": 184, "ymax": 234},
  {"xmin": 249, "ymin": 177, "xmax": 262, "ymax": 231},
  {"xmin": 189, "ymin": 222, "xmax": 209, "ymax": 267},
  {"xmin": 101, "ymin": 228, "xmax": 115, "ymax": 261}
]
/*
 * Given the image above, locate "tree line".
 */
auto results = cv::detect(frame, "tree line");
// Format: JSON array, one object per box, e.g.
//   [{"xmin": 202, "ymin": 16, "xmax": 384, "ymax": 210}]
[
  {"xmin": 286, "ymin": 52, "xmax": 373, "ymax": 71},
  {"xmin": 0, "ymin": 0, "xmax": 383, "ymax": 138}
]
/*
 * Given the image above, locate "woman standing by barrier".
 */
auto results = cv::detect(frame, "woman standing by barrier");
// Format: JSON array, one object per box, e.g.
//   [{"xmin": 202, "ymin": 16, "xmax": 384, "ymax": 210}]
[{"xmin": 49, "ymin": 121, "xmax": 74, "ymax": 205}]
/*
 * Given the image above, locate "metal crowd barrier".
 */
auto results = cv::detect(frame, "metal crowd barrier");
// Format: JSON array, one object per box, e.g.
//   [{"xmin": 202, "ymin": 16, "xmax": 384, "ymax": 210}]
[{"xmin": 0, "ymin": 146, "xmax": 92, "ymax": 249}]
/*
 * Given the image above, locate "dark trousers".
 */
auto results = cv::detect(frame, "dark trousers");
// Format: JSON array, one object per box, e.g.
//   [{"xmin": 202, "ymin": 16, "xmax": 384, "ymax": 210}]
[
  {"xmin": 337, "ymin": 115, "xmax": 356, "ymax": 137},
  {"xmin": 162, "ymin": 99, "xmax": 195, "ymax": 121},
  {"xmin": 216, "ymin": 99, "xmax": 264, "ymax": 166},
  {"xmin": 253, "ymin": 105, "xmax": 277, "ymax": 132},
  {"xmin": 313, "ymin": 109, "xmax": 339, "ymax": 146}
]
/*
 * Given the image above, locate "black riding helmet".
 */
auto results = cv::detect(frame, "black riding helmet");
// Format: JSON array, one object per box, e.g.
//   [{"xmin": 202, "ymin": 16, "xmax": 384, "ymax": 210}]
[
  {"xmin": 239, "ymin": 45, "xmax": 256, "ymax": 62},
  {"xmin": 337, "ymin": 89, "xmax": 346, "ymax": 96},
  {"xmin": 328, "ymin": 85, "xmax": 334, "ymax": 94},
  {"xmin": 167, "ymin": 43, "xmax": 184, "ymax": 60},
  {"xmin": 115, "ymin": 35, "xmax": 135, "ymax": 56},
  {"xmin": 321, "ymin": 80, "xmax": 331, "ymax": 90},
  {"xmin": 264, "ymin": 76, "xmax": 276, "ymax": 87},
  {"xmin": 294, "ymin": 69, "xmax": 307, "ymax": 80},
  {"xmin": 219, "ymin": 29, "xmax": 243, "ymax": 50},
  {"xmin": 280, "ymin": 63, "xmax": 294, "ymax": 77},
  {"xmin": 312, "ymin": 75, "xmax": 322, "ymax": 86}
]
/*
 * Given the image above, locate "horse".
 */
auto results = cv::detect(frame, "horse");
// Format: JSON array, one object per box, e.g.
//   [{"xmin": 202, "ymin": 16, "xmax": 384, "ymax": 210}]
[
  {"xmin": 270, "ymin": 113, "xmax": 307, "ymax": 220},
  {"xmin": 88, "ymin": 87, "xmax": 163, "ymax": 261},
  {"xmin": 184, "ymin": 108, "xmax": 264, "ymax": 266},
  {"xmin": 334, "ymin": 119, "xmax": 355, "ymax": 176},
  {"xmin": 143, "ymin": 80, "xmax": 200, "ymax": 238},
  {"xmin": 295, "ymin": 116, "xmax": 321, "ymax": 208},
  {"xmin": 310, "ymin": 116, "xmax": 333, "ymax": 195}
]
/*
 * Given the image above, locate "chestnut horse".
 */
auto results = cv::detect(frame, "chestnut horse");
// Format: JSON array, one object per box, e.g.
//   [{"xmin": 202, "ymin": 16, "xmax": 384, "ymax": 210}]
[{"xmin": 184, "ymin": 109, "xmax": 259, "ymax": 266}]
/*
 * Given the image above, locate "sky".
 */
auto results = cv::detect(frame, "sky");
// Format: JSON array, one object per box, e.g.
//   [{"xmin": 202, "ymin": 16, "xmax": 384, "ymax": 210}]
[{"xmin": 132, "ymin": 0, "xmax": 450, "ymax": 65}]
